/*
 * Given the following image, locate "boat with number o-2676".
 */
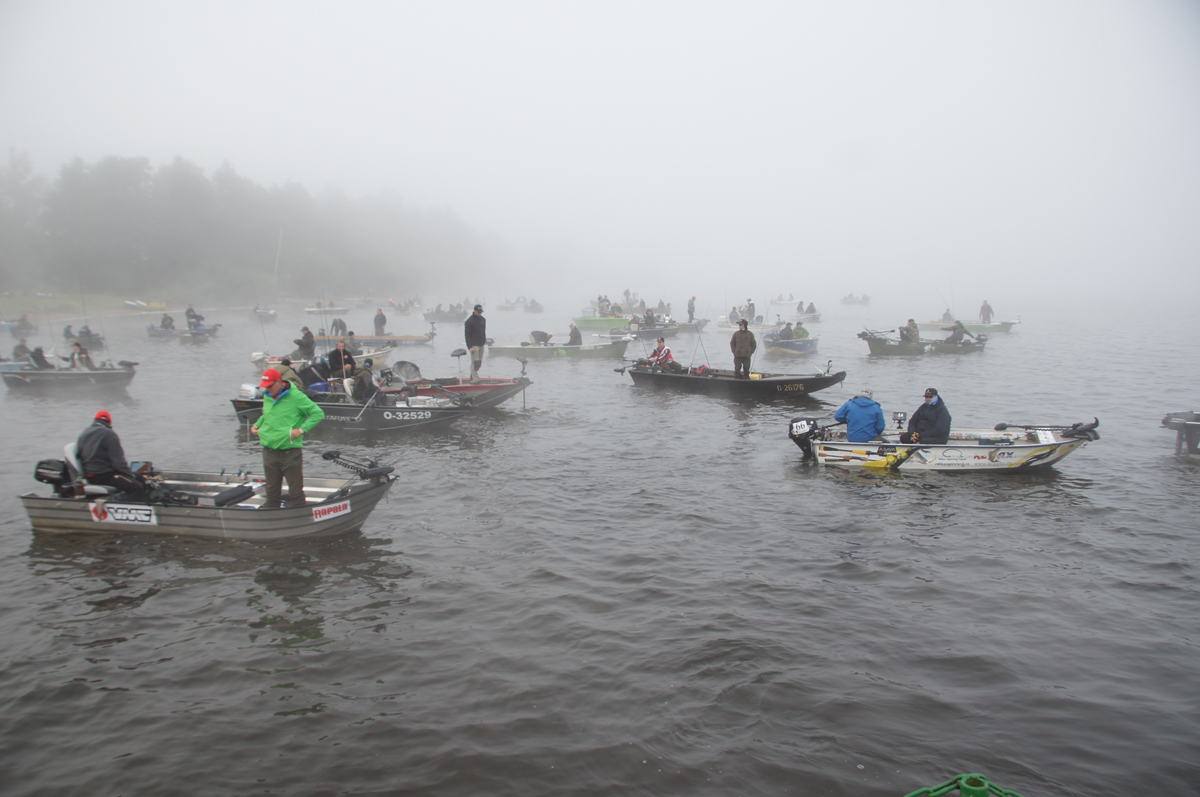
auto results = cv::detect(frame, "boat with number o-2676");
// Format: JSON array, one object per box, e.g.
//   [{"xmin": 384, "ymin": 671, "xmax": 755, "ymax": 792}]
[
  {"xmin": 619, "ymin": 361, "xmax": 846, "ymax": 400},
  {"xmin": 21, "ymin": 449, "xmax": 395, "ymax": 540},
  {"xmin": 788, "ymin": 417, "xmax": 1100, "ymax": 471}
]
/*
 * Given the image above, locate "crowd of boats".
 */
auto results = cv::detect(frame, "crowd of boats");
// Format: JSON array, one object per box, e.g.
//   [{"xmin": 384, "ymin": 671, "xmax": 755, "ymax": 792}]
[{"xmin": 5, "ymin": 292, "xmax": 1194, "ymax": 541}]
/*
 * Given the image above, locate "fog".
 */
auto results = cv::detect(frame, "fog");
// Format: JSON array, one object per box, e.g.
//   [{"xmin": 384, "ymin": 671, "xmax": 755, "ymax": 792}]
[{"xmin": 2, "ymin": 0, "xmax": 1199, "ymax": 310}]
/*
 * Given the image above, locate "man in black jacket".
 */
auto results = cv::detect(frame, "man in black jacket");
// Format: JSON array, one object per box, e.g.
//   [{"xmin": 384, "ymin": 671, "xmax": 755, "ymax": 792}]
[
  {"xmin": 464, "ymin": 304, "xmax": 487, "ymax": 384},
  {"xmin": 901, "ymin": 388, "xmax": 951, "ymax": 445},
  {"xmin": 77, "ymin": 410, "xmax": 148, "ymax": 501}
]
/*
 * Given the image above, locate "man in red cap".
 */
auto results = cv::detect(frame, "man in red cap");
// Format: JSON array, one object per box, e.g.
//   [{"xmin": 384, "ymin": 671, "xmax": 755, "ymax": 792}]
[
  {"xmin": 77, "ymin": 410, "xmax": 148, "ymax": 501},
  {"xmin": 250, "ymin": 368, "xmax": 325, "ymax": 508}
]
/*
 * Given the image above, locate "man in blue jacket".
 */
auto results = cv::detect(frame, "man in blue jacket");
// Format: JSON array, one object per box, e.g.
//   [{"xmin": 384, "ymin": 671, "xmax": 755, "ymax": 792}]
[
  {"xmin": 834, "ymin": 388, "xmax": 886, "ymax": 442},
  {"xmin": 901, "ymin": 387, "xmax": 951, "ymax": 445}
]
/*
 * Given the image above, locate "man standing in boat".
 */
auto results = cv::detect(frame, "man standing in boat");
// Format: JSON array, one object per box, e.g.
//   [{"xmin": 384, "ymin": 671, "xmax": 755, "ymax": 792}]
[
  {"xmin": 979, "ymin": 300, "xmax": 994, "ymax": 324},
  {"xmin": 464, "ymin": 304, "xmax": 486, "ymax": 384},
  {"xmin": 687, "ymin": 296, "xmax": 696, "ymax": 323},
  {"xmin": 373, "ymin": 308, "xmax": 387, "ymax": 336},
  {"xmin": 730, "ymin": 318, "xmax": 756, "ymax": 379},
  {"xmin": 251, "ymin": 368, "xmax": 325, "ymax": 509},
  {"xmin": 77, "ymin": 410, "xmax": 148, "ymax": 502},
  {"xmin": 901, "ymin": 388, "xmax": 951, "ymax": 445}
]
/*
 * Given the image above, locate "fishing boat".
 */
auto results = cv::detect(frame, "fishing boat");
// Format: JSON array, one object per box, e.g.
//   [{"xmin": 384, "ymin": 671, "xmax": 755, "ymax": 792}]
[
  {"xmin": 424, "ymin": 308, "xmax": 467, "ymax": 323},
  {"xmin": 677, "ymin": 319, "xmax": 710, "ymax": 332},
  {"xmin": 928, "ymin": 336, "xmax": 987, "ymax": 354},
  {"xmin": 21, "ymin": 448, "xmax": 395, "ymax": 540},
  {"xmin": 788, "ymin": 416, "xmax": 1100, "ymax": 471},
  {"xmin": 178, "ymin": 324, "xmax": 222, "ymax": 344},
  {"xmin": 716, "ymin": 317, "xmax": 784, "ymax": 333},
  {"xmin": 1161, "ymin": 411, "xmax": 1200, "ymax": 457},
  {"xmin": 3, "ymin": 361, "xmax": 137, "ymax": 392},
  {"xmin": 65, "ymin": 332, "xmax": 105, "ymax": 351},
  {"xmin": 856, "ymin": 330, "xmax": 986, "ymax": 355},
  {"xmin": 762, "ymin": 332, "xmax": 819, "ymax": 356},
  {"xmin": 618, "ymin": 360, "xmax": 846, "ymax": 400},
  {"xmin": 573, "ymin": 314, "xmax": 630, "ymax": 329},
  {"xmin": 525, "ymin": 300, "xmax": 544, "ymax": 313},
  {"xmin": 380, "ymin": 360, "xmax": 531, "ymax": 409},
  {"xmin": 306, "ymin": 305, "xmax": 350, "ymax": 315},
  {"xmin": 251, "ymin": 344, "xmax": 397, "ymax": 372},
  {"xmin": 488, "ymin": 338, "xmax": 631, "ymax": 359},
  {"xmin": 231, "ymin": 391, "xmax": 472, "ymax": 433},
  {"xmin": 496, "ymin": 297, "xmax": 527, "ymax": 311},
  {"xmin": 312, "ymin": 326, "xmax": 435, "ymax": 349},
  {"xmin": 607, "ymin": 322, "xmax": 682, "ymax": 340},
  {"xmin": 857, "ymin": 330, "xmax": 930, "ymax": 355},
  {"xmin": 253, "ymin": 307, "xmax": 278, "ymax": 322},
  {"xmin": 147, "ymin": 325, "xmax": 179, "ymax": 339},
  {"xmin": 917, "ymin": 319, "xmax": 1018, "ymax": 334}
]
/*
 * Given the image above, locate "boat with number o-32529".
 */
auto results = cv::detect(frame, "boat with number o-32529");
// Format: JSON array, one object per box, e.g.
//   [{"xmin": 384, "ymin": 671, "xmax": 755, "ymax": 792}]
[{"xmin": 232, "ymin": 392, "xmax": 472, "ymax": 433}]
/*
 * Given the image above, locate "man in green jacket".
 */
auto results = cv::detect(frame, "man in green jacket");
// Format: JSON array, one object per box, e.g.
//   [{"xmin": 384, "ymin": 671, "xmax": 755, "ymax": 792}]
[{"xmin": 250, "ymin": 368, "xmax": 325, "ymax": 508}]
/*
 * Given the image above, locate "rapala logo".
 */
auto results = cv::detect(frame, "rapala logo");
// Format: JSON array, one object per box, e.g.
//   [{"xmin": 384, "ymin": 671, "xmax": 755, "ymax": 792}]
[
  {"xmin": 90, "ymin": 502, "xmax": 158, "ymax": 525},
  {"xmin": 312, "ymin": 500, "xmax": 351, "ymax": 522}
]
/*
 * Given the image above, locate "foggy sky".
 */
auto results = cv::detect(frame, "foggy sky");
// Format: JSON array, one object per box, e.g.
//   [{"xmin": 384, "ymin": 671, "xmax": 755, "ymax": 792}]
[{"xmin": 3, "ymin": 0, "xmax": 1199, "ymax": 308}]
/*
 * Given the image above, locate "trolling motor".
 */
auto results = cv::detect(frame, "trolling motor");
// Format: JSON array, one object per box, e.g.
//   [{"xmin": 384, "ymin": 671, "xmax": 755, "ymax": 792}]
[{"xmin": 321, "ymin": 450, "xmax": 395, "ymax": 482}]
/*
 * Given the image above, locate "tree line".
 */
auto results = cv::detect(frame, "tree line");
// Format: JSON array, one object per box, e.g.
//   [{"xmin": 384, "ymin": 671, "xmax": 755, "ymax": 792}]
[{"xmin": 0, "ymin": 149, "xmax": 497, "ymax": 302}]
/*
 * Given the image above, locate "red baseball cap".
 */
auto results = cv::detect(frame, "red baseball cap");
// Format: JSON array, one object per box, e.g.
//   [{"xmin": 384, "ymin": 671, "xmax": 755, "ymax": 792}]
[
  {"xmin": 95, "ymin": 410, "xmax": 112, "ymax": 422},
  {"xmin": 258, "ymin": 368, "xmax": 282, "ymax": 387}
]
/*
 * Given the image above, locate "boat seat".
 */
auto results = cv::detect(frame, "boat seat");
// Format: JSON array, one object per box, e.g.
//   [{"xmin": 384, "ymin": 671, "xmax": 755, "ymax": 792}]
[{"xmin": 63, "ymin": 442, "xmax": 119, "ymax": 496}]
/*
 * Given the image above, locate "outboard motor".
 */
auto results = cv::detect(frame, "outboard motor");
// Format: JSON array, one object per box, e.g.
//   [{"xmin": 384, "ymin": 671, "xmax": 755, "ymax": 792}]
[{"xmin": 788, "ymin": 416, "xmax": 822, "ymax": 460}]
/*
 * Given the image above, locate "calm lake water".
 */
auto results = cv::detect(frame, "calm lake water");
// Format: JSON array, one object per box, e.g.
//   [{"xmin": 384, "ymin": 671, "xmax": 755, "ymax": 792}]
[{"xmin": 1, "ymin": 299, "xmax": 1197, "ymax": 796}]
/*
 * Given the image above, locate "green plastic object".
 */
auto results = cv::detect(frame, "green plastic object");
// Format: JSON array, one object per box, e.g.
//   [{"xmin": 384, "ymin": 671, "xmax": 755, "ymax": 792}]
[{"xmin": 903, "ymin": 773, "xmax": 1025, "ymax": 797}]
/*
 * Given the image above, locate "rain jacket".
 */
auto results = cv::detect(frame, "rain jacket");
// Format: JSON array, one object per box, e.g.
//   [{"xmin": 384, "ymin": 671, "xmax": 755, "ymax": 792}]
[
  {"xmin": 77, "ymin": 420, "xmax": 133, "ymax": 477},
  {"xmin": 730, "ymin": 329, "xmax": 757, "ymax": 357},
  {"xmin": 835, "ymin": 397, "xmax": 886, "ymax": 442},
  {"xmin": 257, "ymin": 387, "xmax": 325, "ymax": 450}
]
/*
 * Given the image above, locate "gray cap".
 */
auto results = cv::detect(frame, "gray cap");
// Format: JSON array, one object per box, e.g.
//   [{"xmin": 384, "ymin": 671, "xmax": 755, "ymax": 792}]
[{"xmin": 857, "ymin": 388, "xmax": 873, "ymax": 400}]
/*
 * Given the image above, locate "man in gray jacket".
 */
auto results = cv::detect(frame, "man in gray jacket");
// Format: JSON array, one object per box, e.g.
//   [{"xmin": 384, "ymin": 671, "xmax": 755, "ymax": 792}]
[
  {"xmin": 77, "ymin": 410, "xmax": 148, "ymax": 501},
  {"xmin": 729, "ymin": 318, "xmax": 756, "ymax": 379}
]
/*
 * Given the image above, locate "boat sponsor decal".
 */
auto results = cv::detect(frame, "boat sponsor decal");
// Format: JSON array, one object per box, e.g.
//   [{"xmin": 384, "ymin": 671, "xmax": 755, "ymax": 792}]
[
  {"xmin": 877, "ymin": 446, "xmax": 897, "ymax": 455},
  {"xmin": 382, "ymin": 410, "xmax": 434, "ymax": 421},
  {"xmin": 90, "ymin": 502, "xmax": 158, "ymax": 525},
  {"xmin": 313, "ymin": 499, "xmax": 351, "ymax": 522}
]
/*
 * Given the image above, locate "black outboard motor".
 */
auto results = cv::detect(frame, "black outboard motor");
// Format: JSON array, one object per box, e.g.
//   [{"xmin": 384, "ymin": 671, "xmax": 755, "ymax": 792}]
[
  {"xmin": 34, "ymin": 459, "xmax": 75, "ymax": 497},
  {"xmin": 788, "ymin": 416, "xmax": 822, "ymax": 460}
]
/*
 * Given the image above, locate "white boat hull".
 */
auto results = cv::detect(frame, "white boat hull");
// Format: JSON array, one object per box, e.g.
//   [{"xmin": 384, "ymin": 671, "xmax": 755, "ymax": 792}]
[{"xmin": 794, "ymin": 425, "xmax": 1096, "ymax": 471}]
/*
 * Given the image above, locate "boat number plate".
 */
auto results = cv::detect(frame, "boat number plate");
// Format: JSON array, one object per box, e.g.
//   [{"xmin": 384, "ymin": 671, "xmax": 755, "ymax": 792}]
[
  {"xmin": 791, "ymin": 420, "xmax": 811, "ymax": 434},
  {"xmin": 382, "ymin": 411, "xmax": 434, "ymax": 420}
]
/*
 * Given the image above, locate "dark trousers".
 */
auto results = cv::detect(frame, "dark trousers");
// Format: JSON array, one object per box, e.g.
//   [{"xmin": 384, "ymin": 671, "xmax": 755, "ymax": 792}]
[
  {"xmin": 87, "ymin": 471, "xmax": 149, "ymax": 502},
  {"xmin": 262, "ymin": 447, "xmax": 305, "ymax": 508},
  {"xmin": 733, "ymin": 356, "xmax": 751, "ymax": 378}
]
